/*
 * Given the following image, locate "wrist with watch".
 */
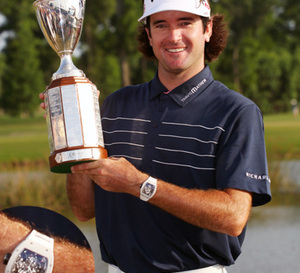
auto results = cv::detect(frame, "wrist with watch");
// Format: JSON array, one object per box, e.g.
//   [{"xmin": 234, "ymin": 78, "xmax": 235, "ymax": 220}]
[
  {"xmin": 140, "ymin": 176, "xmax": 157, "ymax": 202},
  {"xmin": 3, "ymin": 229, "xmax": 54, "ymax": 273}
]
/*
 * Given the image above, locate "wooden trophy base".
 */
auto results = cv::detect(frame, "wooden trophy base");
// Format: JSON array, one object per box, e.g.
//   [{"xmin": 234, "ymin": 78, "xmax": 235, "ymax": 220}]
[{"xmin": 49, "ymin": 147, "xmax": 108, "ymax": 173}]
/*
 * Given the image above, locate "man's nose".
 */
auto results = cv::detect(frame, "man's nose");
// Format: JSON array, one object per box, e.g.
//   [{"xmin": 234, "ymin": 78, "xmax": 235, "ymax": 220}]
[{"xmin": 168, "ymin": 27, "xmax": 182, "ymax": 43}]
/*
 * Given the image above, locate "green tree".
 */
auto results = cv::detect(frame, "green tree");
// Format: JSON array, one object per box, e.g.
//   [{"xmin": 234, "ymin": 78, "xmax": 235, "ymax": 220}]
[
  {"xmin": 78, "ymin": 0, "xmax": 146, "ymax": 99},
  {"xmin": 0, "ymin": 0, "xmax": 44, "ymax": 116},
  {"xmin": 275, "ymin": 0, "xmax": 300, "ymax": 105},
  {"xmin": 212, "ymin": 0, "xmax": 280, "ymax": 93},
  {"xmin": 0, "ymin": 53, "xmax": 5, "ymax": 103},
  {"xmin": 77, "ymin": 0, "xmax": 120, "ymax": 99},
  {"xmin": 211, "ymin": 0, "xmax": 296, "ymax": 113}
]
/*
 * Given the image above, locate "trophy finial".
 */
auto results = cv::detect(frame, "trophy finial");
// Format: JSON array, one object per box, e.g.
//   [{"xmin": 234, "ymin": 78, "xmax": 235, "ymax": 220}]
[{"xmin": 33, "ymin": 0, "xmax": 86, "ymax": 79}]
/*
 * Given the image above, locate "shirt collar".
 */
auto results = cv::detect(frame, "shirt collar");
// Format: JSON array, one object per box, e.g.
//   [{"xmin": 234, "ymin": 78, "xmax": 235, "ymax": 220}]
[
  {"xmin": 149, "ymin": 71, "xmax": 168, "ymax": 100},
  {"xmin": 149, "ymin": 66, "xmax": 214, "ymax": 106}
]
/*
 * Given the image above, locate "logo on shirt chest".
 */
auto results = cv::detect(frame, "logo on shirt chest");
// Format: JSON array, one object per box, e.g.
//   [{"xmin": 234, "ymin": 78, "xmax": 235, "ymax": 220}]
[{"xmin": 181, "ymin": 79, "xmax": 207, "ymax": 103}]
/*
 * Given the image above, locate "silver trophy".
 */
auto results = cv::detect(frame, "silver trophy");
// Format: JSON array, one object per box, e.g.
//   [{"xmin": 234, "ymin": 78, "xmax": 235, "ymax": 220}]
[{"xmin": 33, "ymin": 0, "xmax": 107, "ymax": 173}]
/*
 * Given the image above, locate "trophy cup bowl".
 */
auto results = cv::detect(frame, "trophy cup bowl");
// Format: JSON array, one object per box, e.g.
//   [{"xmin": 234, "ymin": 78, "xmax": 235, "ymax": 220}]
[{"xmin": 33, "ymin": 0, "xmax": 107, "ymax": 173}]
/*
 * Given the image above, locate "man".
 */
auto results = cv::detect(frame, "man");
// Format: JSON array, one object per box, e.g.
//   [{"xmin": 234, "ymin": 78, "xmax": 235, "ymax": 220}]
[{"xmin": 60, "ymin": 0, "xmax": 271, "ymax": 272}]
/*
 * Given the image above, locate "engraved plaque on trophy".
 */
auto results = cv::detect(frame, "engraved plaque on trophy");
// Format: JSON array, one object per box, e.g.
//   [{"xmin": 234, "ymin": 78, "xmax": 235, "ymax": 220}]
[{"xmin": 33, "ymin": 0, "xmax": 107, "ymax": 173}]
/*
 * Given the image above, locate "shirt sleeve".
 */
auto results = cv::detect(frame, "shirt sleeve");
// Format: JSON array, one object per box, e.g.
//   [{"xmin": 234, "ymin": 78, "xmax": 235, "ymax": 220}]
[{"xmin": 215, "ymin": 104, "xmax": 271, "ymax": 206}]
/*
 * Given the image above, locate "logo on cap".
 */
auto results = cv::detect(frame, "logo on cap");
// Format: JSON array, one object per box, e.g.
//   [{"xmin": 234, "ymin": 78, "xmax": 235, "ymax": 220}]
[
  {"xmin": 196, "ymin": 0, "xmax": 202, "ymax": 8},
  {"xmin": 197, "ymin": 0, "xmax": 210, "ymax": 10}
]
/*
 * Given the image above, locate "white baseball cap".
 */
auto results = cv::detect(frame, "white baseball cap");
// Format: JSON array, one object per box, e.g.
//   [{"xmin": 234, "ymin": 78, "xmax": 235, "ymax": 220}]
[{"xmin": 138, "ymin": 0, "xmax": 211, "ymax": 22}]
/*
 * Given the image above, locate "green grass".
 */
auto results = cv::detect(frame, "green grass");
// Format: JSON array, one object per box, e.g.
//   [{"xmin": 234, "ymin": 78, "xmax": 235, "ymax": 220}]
[
  {"xmin": 0, "ymin": 116, "xmax": 49, "ymax": 167},
  {"xmin": 0, "ymin": 112, "xmax": 300, "ymax": 168},
  {"xmin": 264, "ymin": 113, "xmax": 300, "ymax": 160}
]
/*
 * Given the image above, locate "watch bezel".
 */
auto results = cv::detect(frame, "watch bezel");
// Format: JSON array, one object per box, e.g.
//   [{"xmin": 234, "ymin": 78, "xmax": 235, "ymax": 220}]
[{"xmin": 4, "ymin": 230, "xmax": 54, "ymax": 273}]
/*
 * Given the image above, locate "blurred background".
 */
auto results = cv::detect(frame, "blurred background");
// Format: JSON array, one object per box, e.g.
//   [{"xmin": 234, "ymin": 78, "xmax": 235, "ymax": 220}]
[{"xmin": 0, "ymin": 0, "xmax": 300, "ymax": 272}]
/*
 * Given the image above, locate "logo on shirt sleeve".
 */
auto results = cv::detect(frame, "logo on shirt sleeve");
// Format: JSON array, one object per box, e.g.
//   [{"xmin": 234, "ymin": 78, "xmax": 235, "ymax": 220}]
[{"xmin": 246, "ymin": 172, "xmax": 271, "ymax": 183}]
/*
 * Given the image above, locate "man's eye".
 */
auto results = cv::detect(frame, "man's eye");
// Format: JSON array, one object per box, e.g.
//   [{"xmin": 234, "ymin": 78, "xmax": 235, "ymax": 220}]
[
  {"xmin": 180, "ymin": 22, "xmax": 192, "ymax": 26},
  {"xmin": 155, "ymin": 24, "xmax": 167, "ymax": 29}
]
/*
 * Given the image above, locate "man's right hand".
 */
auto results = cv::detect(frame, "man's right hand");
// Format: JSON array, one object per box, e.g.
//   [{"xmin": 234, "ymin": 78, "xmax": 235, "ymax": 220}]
[
  {"xmin": 39, "ymin": 93, "xmax": 47, "ymax": 119},
  {"xmin": 39, "ymin": 93, "xmax": 46, "ymax": 109}
]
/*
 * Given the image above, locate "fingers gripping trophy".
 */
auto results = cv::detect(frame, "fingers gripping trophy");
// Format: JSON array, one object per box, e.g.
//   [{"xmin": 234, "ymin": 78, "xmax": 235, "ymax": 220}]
[{"xmin": 33, "ymin": 0, "xmax": 107, "ymax": 173}]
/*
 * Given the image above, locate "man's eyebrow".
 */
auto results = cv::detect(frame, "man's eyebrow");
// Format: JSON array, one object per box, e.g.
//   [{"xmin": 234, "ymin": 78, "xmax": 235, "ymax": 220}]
[
  {"xmin": 152, "ymin": 19, "xmax": 167, "ymax": 25},
  {"xmin": 152, "ymin": 17, "xmax": 196, "ymax": 25},
  {"xmin": 178, "ymin": 17, "xmax": 195, "ymax": 21}
]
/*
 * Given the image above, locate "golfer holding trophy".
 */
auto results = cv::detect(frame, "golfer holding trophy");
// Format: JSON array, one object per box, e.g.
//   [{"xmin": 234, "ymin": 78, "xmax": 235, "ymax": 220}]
[{"xmin": 33, "ymin": 0, "xmax": 107, "ymax": 173}]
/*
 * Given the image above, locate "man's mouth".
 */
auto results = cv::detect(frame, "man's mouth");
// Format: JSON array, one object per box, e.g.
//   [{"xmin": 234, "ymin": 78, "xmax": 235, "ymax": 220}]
[{"xmin": 166, "ymin": 48, "xmax": 186, "ymax": 53}]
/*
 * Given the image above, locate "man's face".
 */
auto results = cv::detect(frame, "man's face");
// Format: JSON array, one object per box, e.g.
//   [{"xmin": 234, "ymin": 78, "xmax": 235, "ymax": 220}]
[{"xmin": 146, "ymin": 11, "xmax": 212, "ymax": 78}]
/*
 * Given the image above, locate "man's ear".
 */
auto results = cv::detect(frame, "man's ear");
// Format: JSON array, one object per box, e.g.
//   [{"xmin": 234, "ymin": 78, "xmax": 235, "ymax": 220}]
[
  {"xmin": 205, "ymin": 19, "xmax": 213, "ymax": 43},
  {"xmin": 145, "ymin": 27, "xmax": 153, "ymax": 47}
]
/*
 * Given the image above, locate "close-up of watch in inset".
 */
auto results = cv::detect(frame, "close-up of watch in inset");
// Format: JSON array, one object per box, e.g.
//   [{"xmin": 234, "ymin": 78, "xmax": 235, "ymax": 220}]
[
  {"xmin": 0, "ymin": 206, "xmax": 95, "ymax": 273},
  {"xmin": 3, "ymin": 229, "xmax": 54, "ymax": 273}
]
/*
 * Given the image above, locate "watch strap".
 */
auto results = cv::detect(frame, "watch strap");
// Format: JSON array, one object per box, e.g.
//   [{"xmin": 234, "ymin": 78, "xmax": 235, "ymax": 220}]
[{"xmin": 29, "ymin": 230, "xmax": 54, "ymax": 249}]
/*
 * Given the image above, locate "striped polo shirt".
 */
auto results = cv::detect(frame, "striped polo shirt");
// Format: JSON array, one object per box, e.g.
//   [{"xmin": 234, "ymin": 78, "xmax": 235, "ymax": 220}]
[{"xmin": 94, "ymin": 65, "xmax": 271, "ymax": 273}]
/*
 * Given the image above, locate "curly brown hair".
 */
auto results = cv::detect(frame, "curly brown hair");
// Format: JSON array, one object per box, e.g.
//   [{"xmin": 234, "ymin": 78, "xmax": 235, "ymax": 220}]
[{"xmin": 137, "ymin": 14, "xmax": 229, "ymax": 63}]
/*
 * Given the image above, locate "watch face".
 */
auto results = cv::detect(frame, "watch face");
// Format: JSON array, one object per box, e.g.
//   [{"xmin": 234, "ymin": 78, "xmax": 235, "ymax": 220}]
[
  {"xmin": 142, "ymin": 182, "xmax": 155, "ymax": 196},
  {"xmin": 11, "ymin": 249, "xmax": 48, "ymax": 273}
]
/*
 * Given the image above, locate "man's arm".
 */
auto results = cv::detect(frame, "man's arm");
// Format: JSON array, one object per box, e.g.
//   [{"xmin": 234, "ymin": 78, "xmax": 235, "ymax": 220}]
[
  {"xmin": 71, "ymin": 157, "xmax": 252, "ymax": 237},
  {"xmin": 150, "ymin": 183, "xmax": 252, "ymax": 237},
  {"xmin": 53, "ymin": 238, "xmax": 95, "ymax": 273},
  {"xmin": 0, "ymin": 214, "xmax": 31, "ymax": 273},
  {"xmin": 66, "ymin": 174, "xmax": 96, "ymax": 221},
  {"xmin": 0, "ymin": 213, "xmax": 95, "ymax": 273}
]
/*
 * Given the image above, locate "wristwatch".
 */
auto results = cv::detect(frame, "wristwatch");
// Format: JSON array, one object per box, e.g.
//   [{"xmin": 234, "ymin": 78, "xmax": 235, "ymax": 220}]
[
  {"xmin": 3, "ymin": 229, "xmax": 54, "ymax": 273},
  {"xmin": 140, "ymin": 176, "xmax": 157, "ymax": 201}
]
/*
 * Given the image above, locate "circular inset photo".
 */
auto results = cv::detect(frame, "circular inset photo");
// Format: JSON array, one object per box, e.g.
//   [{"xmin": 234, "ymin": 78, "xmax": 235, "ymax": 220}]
[{"xmin": 0, "ymin": 206, "xmax": 95, "ymax": 273}]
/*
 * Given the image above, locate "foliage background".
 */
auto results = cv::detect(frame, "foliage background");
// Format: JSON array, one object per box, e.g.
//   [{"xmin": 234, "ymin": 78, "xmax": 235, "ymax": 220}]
[{"xmin": 0, "ymin": 0, "xmax": 300, "ymax": 116}]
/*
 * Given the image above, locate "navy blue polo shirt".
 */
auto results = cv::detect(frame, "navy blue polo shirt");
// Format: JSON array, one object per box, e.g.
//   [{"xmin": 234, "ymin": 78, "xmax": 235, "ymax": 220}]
[{"xmin": 95, "ymin": 66, "xmax": 271, "ymax": 273}]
